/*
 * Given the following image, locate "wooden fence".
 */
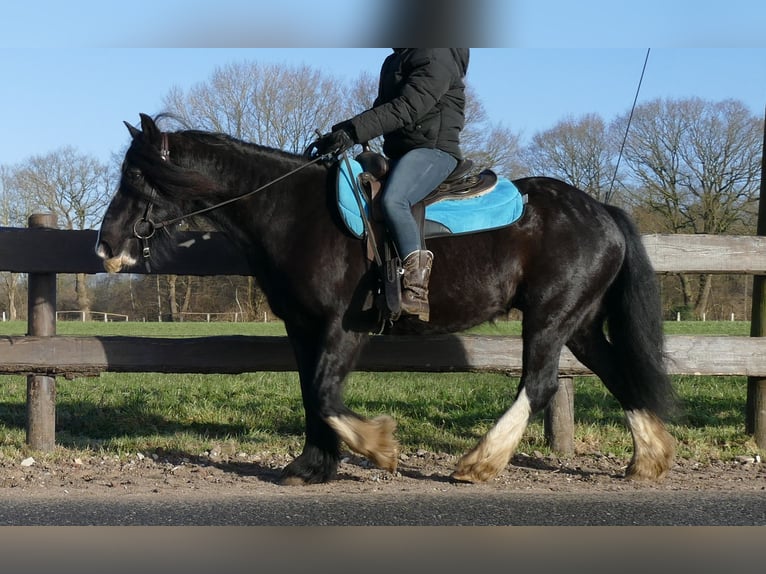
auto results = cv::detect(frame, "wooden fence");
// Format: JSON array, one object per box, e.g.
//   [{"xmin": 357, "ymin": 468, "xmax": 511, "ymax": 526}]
[{"xmin": 2, "ymin": 213, "xmax": 766, "ymax": 454}]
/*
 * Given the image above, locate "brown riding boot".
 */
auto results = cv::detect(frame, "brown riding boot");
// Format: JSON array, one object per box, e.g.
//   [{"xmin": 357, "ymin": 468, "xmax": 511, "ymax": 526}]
[{"xmin": 400, "ymin": 250, "xmax": 434, "ymax": 322}]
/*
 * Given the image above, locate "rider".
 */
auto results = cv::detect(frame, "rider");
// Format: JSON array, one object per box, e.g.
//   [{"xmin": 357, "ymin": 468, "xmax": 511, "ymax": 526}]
[{"xmin": 310, "ymin": 48, "xmax": 470, "ymax": 322}]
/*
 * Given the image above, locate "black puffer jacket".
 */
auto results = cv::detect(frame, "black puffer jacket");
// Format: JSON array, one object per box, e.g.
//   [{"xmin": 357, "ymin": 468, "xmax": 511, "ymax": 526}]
[{"xmin": 341, "ymin": 48, "xmax": 470, "ymax": 161}]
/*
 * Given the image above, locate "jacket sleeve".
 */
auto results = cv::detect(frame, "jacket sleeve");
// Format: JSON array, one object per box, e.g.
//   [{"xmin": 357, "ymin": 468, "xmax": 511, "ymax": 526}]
[{"xmin": 349, "ymin": 49, "xmax": 456, "ymax": 144}]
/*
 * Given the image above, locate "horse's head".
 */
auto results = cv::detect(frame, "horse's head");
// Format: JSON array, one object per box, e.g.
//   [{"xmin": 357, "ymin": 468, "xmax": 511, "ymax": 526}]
[
  {"xmin": 96, "ymin": 114, "xmax": 204, "ymax": 273},
  {"xmin": 97, "ymin": 113, "xmax": 322, "ymax": 273}
]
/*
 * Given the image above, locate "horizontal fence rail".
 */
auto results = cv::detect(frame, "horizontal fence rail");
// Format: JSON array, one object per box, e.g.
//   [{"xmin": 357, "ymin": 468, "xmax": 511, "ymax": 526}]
[
  {"xmin": 1, "ymin": 334, "xmax": 766, "ymax": 378},
  {"xmin": 1, "ymin": 219, "xmax": 766, "ymax": 453},
  {"xmin": 3, "ymin": 226, "xmax": 766, "ymax": 276},
  {"xmin": 642, "ymin": 234, "xmax": 766, "ymax": 274}
]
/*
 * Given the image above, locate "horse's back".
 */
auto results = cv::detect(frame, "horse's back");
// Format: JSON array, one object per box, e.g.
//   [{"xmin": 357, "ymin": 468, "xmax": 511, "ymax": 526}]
[
  {"xmin": 385, "ymin": 176, "xmax": 628, "ymax": 335},
  {"xmin": 511, "ymin": 176, "xmax": 627, "ymax": 251}
]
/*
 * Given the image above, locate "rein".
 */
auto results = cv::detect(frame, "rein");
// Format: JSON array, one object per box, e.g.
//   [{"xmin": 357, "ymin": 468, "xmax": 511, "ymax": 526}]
[{"xmin": 133, "ymin": 132, "xmax": 330, "ymax": 271}]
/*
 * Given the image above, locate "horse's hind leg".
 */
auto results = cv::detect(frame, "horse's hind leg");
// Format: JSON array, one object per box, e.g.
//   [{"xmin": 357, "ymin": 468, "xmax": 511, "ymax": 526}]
[
  {"xmin": 452, "ymin": 330, "xmax": 565, "ymax": 483},
  {"xmin": 623, "ymin": 410, "xmax": 674, "ymax": 480},
  {"xmin": 567, "ymin": 324, "xmax": 675, "ymax": 481},
  {"xmin": 451, "ymin": 386, "xmax": 534, "ymax": 483}
]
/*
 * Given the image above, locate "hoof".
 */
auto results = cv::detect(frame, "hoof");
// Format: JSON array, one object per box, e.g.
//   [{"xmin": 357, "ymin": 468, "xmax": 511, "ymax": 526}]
[
  {"xmin": 279, "ymin": 474, "xmax": 309, "ymax": 486},
  {"xmin": 625, "ymin": 455, "xmax": 672, "ymax": 482},
  {"xmin": 278, "ymin": 451, "xmax": 338, "ymax": 485},
  {"xmin": 327, "ymin": 414, "xmax": 400, "ymax": 473},
  {"xmin": 449, "ymin": 471, "xmax": 481, "ymax": 484},
  {"xmin": 451, "ymin": 451, "xmax": 503, "ymax": 484}
]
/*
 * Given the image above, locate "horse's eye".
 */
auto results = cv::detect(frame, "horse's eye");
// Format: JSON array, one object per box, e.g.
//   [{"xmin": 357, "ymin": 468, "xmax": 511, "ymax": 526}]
[{"xmin": 125, "ymin": 169, "xmax": 143, "ymax": 183}]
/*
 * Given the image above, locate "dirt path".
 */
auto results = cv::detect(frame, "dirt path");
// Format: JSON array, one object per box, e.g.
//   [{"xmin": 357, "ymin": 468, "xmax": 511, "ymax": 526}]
[{"xmin": 3, "ymin": 448, "xmax": 764, "ymax": 498}]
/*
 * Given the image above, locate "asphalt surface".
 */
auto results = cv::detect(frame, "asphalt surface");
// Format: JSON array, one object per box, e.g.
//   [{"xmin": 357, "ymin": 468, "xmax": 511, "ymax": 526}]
[{"xmin": 2, "ymin": 490, "xmax": 765, "ymax": 525}]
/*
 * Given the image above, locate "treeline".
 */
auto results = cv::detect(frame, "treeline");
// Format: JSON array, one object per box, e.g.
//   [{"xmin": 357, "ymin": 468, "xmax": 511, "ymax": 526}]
[{"xmin": 1, "ymin": 59, "xmax": 763, "ymax": 322}]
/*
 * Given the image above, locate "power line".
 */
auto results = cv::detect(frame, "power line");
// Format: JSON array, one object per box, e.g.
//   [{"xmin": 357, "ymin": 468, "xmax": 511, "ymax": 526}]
[{"xmin": 608, "ymin": 48, "xmax": 651, "ymax": 201}]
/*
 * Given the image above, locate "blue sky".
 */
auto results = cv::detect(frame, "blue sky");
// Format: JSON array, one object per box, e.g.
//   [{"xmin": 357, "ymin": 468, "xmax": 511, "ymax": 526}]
[
  {"xmin": 3, "ymin": 0, "xmax": 764, "ymax": 48},
  {"xmin": 0, "ymin": 1, "xmax": 764, "ymax": 167}
]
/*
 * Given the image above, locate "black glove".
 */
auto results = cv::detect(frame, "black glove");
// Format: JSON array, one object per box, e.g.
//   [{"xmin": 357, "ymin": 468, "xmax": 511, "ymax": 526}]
[{"xmin": 304, "ymin": 128, "xmax": 355, "ymax": 159}]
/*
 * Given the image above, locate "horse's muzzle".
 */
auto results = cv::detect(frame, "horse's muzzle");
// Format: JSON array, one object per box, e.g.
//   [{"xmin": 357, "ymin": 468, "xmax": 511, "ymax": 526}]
[{"xmin": 95, "ymin": 240, "xmax": 135, "ymax": 273}]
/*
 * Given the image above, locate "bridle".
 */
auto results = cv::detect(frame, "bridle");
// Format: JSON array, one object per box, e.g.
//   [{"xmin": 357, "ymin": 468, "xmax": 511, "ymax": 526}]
[
  {"xmin": 132, "ymin": 133, "xmax": 170, "ymax": 271},
  {"xmin": 132, "ymin": 131, "xmax": 330, "ymax": 272}
]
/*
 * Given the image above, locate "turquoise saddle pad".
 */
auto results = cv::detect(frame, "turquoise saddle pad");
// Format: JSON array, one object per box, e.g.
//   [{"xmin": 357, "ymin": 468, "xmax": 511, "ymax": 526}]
[{"xmin": 336, "ymin": 158, "xmax": 526, "ymax": 239}]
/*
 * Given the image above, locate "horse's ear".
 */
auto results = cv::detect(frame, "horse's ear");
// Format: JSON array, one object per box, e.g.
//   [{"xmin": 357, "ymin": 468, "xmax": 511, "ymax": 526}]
[
  {"xmin": 138, "ymin": 113, "xmax": 161, "ymax": 142},
  {"xmin": 124, "ymin": 120, "xmax": 141, "ymax": 140}
]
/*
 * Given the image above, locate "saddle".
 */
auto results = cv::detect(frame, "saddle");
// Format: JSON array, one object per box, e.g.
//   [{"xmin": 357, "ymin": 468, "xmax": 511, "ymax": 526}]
[{"xmin": 355, "ymin": 150, "xmax": 498, "ymax": 212}]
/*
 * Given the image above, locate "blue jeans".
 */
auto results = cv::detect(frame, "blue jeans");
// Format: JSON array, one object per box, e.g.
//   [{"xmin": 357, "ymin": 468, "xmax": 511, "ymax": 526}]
[{"xmin": 380, "ymin": 147, "xmax": 457, "ymax": 259}]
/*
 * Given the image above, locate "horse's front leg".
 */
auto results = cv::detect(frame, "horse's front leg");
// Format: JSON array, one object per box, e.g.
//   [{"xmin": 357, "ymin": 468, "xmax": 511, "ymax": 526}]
[
  {"xmin": 326, "ymin": 412, "xmax": 399, "ymax": 473},
  {"xmin": 279, "ymin": 327, "xmax": 399, "ymax": 485}
]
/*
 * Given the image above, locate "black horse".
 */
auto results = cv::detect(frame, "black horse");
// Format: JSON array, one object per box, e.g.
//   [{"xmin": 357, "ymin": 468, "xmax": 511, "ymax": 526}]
[{"xmin": 96, "ymin": 114, "xmax": 676, "ymax": 485}]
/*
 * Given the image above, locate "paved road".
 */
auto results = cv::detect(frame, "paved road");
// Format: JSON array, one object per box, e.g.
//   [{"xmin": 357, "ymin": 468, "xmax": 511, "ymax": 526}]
[{"xmin": 2, "ymin": 490, "xmax": 764, "ymax": 525}]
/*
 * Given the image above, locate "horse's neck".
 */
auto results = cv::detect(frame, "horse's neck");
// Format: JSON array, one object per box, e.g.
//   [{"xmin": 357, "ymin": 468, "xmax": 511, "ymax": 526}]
[{"xmin": 204, "ymin": 159, "xmax": 317, "ymax": 253}]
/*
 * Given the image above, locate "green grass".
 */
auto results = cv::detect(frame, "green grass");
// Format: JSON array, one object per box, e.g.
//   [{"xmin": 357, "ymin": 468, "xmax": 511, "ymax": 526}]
[
  {"xmin": 0, "ymin": 318, "xmax": 752, "ymax": 337},
  {"xmin": 662, "ymin": 320, "xmax": 750, "ymax": 336},
  {"xmin": 0, "ymin": 319, "xmax": 760, "ymax": 463},
  {"xmin": 0, "ymin": 319, "xmax": 288, "ymax": 337}
]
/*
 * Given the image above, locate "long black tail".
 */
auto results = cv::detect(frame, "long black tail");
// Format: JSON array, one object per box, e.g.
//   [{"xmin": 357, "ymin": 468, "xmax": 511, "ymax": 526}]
[{"xmin": 604, "ymin": 205, "xmax": 677, "ymax": 420}]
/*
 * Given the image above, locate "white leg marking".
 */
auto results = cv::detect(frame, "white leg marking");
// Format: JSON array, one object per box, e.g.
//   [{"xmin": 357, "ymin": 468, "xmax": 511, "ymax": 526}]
[
  {"xmin": 625, "ymin": 409, "xmax": 675, "ymax": 481},
  {"xmin": 327, "ymin": 414, "xmax": 399, "ymax": 473},
  {"xmin": 452, "ymin": 388, "xmax": 532, "ymax": 483}
]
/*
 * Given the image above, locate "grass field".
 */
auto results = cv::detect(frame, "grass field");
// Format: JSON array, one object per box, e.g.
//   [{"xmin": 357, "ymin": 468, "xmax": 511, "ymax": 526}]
[{"xmin": 0, "ymin": 319, "xmax": 759, "ymax": 463}]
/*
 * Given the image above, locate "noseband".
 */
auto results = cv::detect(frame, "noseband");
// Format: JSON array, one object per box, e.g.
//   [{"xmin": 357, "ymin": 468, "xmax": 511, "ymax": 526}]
[{"xmin": 131, "ymin": 130, "xmax": 331, "ymax": 273}]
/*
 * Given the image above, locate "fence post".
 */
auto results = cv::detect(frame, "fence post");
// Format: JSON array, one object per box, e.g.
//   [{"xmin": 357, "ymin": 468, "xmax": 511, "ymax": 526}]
[
  {"xmin": 544, "ymin": 377, "xmax": 575, "ymax": 455},
  {"xmin": 746, "ymin": 107, "xmax": 766, "ymax": 448},
  {"xmin": 26, "ymin": 213, "xmax": 57, "ymax": 451}
]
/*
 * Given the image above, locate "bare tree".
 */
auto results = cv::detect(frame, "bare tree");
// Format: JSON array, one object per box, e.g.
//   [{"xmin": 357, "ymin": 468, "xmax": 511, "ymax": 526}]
[
  {"xmin": 163, "ymin": 62, "xmax": 348, "ymax": 154},
  {"xmin": 621, "ymin": 97, "xmax": 763, "ymax": 317},
  {"xmin": 8, "ymin": 147, "xmax": 112, "ymax": 315},
  {"xmin": 9, "ymin": 146, "xmax": 112, "ymax": 230},
  {"xmin": 0, "ymin": 165, "xmax": 28, "ymax": 320},
  {"xmin": 457, "ymin": 86, "xmax": 526, "ymax": 178},
  {"xmin": 523, "ymin": 113, "xmax": 621, "ymax": 204},
  {"xmin": 344, "ymin": 70, "xmax": 378, "ymax": 116}
]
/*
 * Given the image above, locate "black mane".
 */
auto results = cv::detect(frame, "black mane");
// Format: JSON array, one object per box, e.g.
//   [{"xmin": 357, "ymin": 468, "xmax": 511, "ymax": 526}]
[
  {"xmin": 182, "ymin": 130, "xmax": 305, "ymax": 164},
  {"xmin": 127, "ymin": 127, "xmax": 320, "ymax": 202}
]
